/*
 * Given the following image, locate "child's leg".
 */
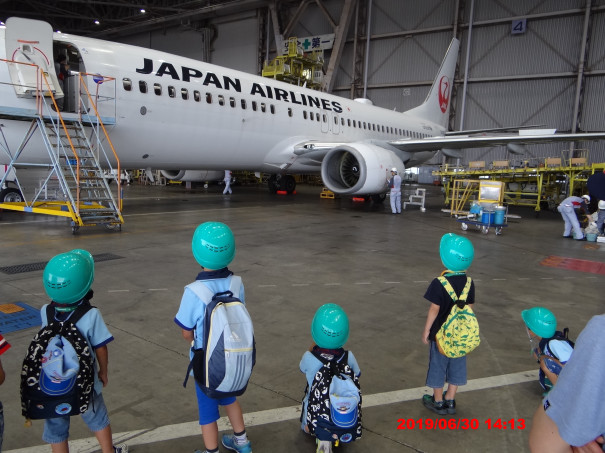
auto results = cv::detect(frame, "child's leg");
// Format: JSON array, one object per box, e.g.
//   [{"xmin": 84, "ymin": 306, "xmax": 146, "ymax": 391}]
[
  {"xmin": 224, "ymin": 400, "xmax": 245, "ymax": 433},
  {"xmin": 444, "ymin": 384, "xmax": 458, "ymax": 400},
  {"xmin": 426, "ymin": 342, "xmax": 447, "ymax": 401},
  {"xmin": 93, "ymin": 425, "xmax": 116, "ymax": 453},
  {"xmin": 201, "ymin": 421, "xmax": 219, "ymax": 450},
  {"xmin": 50, "ymin": 441, "xmax": 69, "ymax": 453}
]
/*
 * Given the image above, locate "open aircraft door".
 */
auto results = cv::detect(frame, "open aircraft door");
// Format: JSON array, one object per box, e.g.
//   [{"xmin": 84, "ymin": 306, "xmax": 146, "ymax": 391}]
[{"xmin": 4, "ymin": 17, "xmax": 61, "ymax": 98}]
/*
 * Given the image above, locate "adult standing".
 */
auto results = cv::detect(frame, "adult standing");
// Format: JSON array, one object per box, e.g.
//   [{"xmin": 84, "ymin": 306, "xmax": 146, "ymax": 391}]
[
  {"xmin": 388, "ymin": 168, "xmax": 402, "ymax": 214},
  {"xmin": 223, "ymin": 170, "xmax": 232, "ymax": 195},
  {"xmin": 557, "ymin": 195, "xmax": 591, "ymax": 240}
]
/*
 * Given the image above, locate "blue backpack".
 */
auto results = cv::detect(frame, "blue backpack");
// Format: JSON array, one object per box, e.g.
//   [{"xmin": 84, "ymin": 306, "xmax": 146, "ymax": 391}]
[{"xmin": 183, "ymin": 277, "xmax": 256, "ymax": 398}]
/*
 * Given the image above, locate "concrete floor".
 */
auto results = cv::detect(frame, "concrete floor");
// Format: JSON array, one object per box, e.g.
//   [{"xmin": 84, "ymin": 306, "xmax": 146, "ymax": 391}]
[{"xmin": 0, "ymin": 181, "xmax": 603, "ymax": 453}]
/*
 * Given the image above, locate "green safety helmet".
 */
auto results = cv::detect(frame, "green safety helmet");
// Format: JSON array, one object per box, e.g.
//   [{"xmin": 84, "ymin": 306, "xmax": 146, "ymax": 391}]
[
  {"xmin": 521, "ymin": 307, "xmax": 557, "ymax": 338},
  {"xmin": 43, "ymin": 250, "xmax": 95, "ymax": 306},
  {"xmin": 191, "ymin": 222, "xmax": 236, "ymax": 270},
  {"xmin": 439, "ymin": 233, "xmax": 474, "ymax": 272},
  {"xmin": 311, "ymin": 303, "xmax": 350, "ymax": 349}
]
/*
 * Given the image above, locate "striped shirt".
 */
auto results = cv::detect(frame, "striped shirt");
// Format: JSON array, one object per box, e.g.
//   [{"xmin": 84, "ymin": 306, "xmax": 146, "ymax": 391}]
[{"xmin": 0, "ymin": 334, "xmax": 10, "ymax": 355}]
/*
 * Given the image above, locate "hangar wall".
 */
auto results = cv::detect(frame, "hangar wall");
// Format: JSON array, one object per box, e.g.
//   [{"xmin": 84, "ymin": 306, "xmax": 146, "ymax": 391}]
[{"xmin": 117, "ymin": 0, "xmax": 605, "ymax": 167}]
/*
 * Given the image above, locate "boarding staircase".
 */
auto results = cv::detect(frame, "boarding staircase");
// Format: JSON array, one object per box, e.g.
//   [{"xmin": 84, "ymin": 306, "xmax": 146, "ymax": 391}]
[{"xmin": 0, "ymin": 57, "xmax": 123, "ymax": 233}]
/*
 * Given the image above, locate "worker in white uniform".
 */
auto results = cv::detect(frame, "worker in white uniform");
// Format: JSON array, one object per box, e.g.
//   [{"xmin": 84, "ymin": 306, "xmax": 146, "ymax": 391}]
[
  {"xmin": 223, "ymin": 170, "xmax": 232, "ymax": 195},
  {"xmin": 388, "ymin": 168, "xmax": 402, "ymax": 214},
  {"xmin": 557, "ymin": 194, "xmax": 592, "ymax": 240}
]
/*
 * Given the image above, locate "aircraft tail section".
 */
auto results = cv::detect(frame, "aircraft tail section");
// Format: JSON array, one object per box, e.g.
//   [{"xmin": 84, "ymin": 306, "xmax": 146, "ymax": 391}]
[{"xmin": 405, "ymin": 38, "xmax": 459, "ymax": 130}]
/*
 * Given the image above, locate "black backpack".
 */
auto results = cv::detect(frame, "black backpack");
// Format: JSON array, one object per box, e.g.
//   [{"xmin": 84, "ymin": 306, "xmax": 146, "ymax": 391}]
[
  {"xmin": 304, "ymin": 349, "xmax": 362, "ymax": 444},
  {"xmin": 21, "ymin": 302, "xmax": 95, "ymax": 420}
]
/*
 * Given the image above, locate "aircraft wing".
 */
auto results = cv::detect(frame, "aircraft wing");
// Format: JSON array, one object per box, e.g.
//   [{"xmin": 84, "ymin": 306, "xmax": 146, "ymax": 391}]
[{"xmin": 388, "ymin": 132, "xmax": 605, "ymax": 153}]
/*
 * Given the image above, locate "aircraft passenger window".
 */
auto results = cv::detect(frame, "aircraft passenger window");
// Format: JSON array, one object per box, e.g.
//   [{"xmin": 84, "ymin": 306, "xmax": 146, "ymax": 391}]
[
  {"xmin": 139, "ymin": 81, "xmax": 147, "ymax": 93},
  {"xmin": 241, "ymin": 99, "xmax": 247, "ymax": 109},
  {"xmin": 270, "ymin": 105, "xmax": 275, "ymax": 114},
  {"xmin": 323, "ymin": 114, "xmax": 327, "ymax": 122},
  {"xmin": 363, "ymin": 122, "xmax": 366, "ymax": 129},
  {"xmin": 372, "ymin": 124, "xmax": 376, "ymax": 131},
  {"xmin": 303, "ymin": 111, "xmax": 308, "ymax": 120},
  {"xmin": 381, "ymin": 125, "xmax": 385, "ymax": 132},
  {"xmin": 310, "ymin": 112, "xmax": 314, "ymax": 120},
  {"xmin": 168, "ymin": 86, "xmax": 176, "ymax": 98},
  {"xmin": 288, "ymin": 108, "xmax": 293, "ymax": 117},
  {"xmin": 316, "ymin": 114, "xmax": 320, "ymax": 122},
  {"xmin": 252, "ymin": 101, "xmax": 257, "ymax": 111},
  {"xmin": 194, "ymin": 90, "xmax": 201, "ymax": 102},
  {"xmin": 206, "ymin": 92, "xmax": 212, "ymax": 103},
  {"xmin": 218, "ymin": 95, "xmax": 225, "ymax": 106},
  {"xmin": 341, "ymin": 118, "xmax": 345, "ymax": 126},
  {"xmin": 230, "ymin": 97, "xmax": 236, "ymax": 107},
  {"xmin": 334, "ymin": 116, "xmax": 338, "ymax": 125},
  {"xmin": 260, "ymin": 103, "xmax": 266, "ymax": 113},
  {"xmin": 181, "ymin": 88, "xmax": 188, "ymax": 100},
  {"xmin": 154, "ymin": 83, "xmax": 162, "ymax": 95},
  {"xmin": 347, "ymin": 119, "xmax": 351, "ymax": 127},
  {"xmin": 353, "ymin": 120, "xmax": 356, "ymax": 127},
  {"xmin": 123, "ymin": 78, "xmax": 132, "ymax": 91}
]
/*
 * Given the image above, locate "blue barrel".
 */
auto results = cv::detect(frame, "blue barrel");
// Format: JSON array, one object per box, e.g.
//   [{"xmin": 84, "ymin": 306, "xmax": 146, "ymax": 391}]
[
  {"xmin": 494, "ymin": 206, "xmax": 506, "ymax": 225},
  {"xmin": 482, "ymin": 211, "xmax": 495, "ymax": 224}
]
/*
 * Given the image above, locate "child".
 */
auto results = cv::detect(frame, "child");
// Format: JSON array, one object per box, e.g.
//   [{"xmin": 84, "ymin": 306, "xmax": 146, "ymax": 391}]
[
  {"xmin": 39, "ymin": 249, "xmax": 126, "ymax": 453},
  {"xmin": 421, "ymin": 233, "xmax": 475, "ymax": 415},
  {"xmin": 0, "ymin": 333, "xmax": 10, "ymax": 451},
  {"xmin": 521, "ymin": 307, "xmax": 574, "ymax": 393},
  {"xmin": 174, "ymin": 222, "xmax": 252, "ymax": 453},
  {"xmin": 598, "ymin": 200, "xmax": 605, "ymax": 235},
  {"xmin": 300, "ymin": 303, "xmax": 361, "ymax": 453}
]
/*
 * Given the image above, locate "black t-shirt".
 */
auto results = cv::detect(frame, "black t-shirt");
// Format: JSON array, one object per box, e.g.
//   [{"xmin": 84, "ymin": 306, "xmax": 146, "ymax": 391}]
[{"xmin": 424, "ymin": 274, "xmax": 475, "ymax": 341}]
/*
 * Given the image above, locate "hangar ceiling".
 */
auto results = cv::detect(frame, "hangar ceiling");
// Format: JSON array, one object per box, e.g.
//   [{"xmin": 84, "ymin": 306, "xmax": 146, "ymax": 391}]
[{"xmin": 0, "ymin": 0, "xmax": 297, "ymax": 39}]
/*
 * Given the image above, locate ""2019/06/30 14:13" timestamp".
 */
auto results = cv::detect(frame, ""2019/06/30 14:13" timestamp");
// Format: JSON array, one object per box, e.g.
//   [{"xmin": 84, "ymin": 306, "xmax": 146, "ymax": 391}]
[{"xmin": 397, "ymin": 418, "xmax": 526, "ymax": 430}]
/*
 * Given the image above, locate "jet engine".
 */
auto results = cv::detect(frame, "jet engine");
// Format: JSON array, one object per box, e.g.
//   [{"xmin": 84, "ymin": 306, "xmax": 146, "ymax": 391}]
[
  {"xmin": 320, "ymin": 144, "xmax": 404, "ymax": 195},
  {"xmin": 160, "ymin": 170, "xmax": 224, "ymax": 182}
]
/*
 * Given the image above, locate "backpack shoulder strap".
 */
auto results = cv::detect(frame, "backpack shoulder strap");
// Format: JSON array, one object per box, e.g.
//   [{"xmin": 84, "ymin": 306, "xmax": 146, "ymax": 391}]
[
  {"xmin": 186, "ymin": 281, "xmax": 215, "ymax": 304},
  {"xmin": 438, "ymin": 276, "xmax": 472, "ymax": 304},
  {"xmin": 67, "ymin": 302, "xmax": 94, "ymax": 325},
  {"xmin": 228, "ymin": 276, "xmax": 242, "ymax": 299}
]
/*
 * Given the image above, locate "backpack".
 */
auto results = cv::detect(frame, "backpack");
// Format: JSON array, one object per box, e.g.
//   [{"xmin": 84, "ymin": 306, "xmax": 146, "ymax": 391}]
[
  {"xmin": 305, "ymin": 349, "xmax": 362, "ymax": 444},
  {"xmin": 435, "ymin": 276, "xmax": 480, "ymax": 358},
  {"xmin": 183, "ymin": 277, "xmax": 255, "ymax": 399},
  {"xmin": 538, "ymin": 328, "xmax": 575, "ymax": 379},
  {"xmin": 20, "ymin": 302, "xmax": 95, "ymax": 420}
]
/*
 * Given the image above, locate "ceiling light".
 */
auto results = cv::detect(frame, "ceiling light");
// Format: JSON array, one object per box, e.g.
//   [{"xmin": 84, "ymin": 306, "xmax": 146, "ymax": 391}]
[
  {"xmin": 140, "ymin": 9, "xmax": 146, "ymax": 13},
  {"xmin": 94, "ymin": 20, "xmax": 100, "ymax": 25}
]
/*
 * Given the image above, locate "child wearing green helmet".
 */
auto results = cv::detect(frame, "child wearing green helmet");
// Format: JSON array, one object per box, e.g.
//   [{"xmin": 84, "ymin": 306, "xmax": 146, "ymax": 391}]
[
  {"xmin": 521, "ymin": 307, "xmax": 574, "ymax": 394},
  {"xmin": 421, "ymin": 233, "xmax": 477, "ymax": 416},
  {"xmin": 300, "ymin": 303, "xmax": 361, "ymax": 453},
  {"xmin": 174, "ymin": 222, "xmax": 253, "ymax": 453},
  {"xmin": 37, "ymin": 249, "xmax": 127, "ymax": 453}
]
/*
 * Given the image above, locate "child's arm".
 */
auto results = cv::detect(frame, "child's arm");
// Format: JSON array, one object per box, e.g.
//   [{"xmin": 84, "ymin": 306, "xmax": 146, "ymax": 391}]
[
  {"xmin": 95, "ymin": 345, "xmax": 109, "ymax": 387},
  {"xmin": 182, "ymin": 329, "xmax": 194, "ymax": 342},
  {"xmin": 422, "ymin": 303, "xmax": 440, "ymax": 344},
  {"xmin": 0, "ymin": 358, "xmax": 5, "ymax": 385}
]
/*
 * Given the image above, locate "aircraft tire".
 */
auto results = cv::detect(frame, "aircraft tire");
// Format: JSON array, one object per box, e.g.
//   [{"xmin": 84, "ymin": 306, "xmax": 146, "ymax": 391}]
[
  {"xmin": 0, "ymin": 187, "xmax": 24, "ymax": 203},
  {"xmin": 371, "ymin": 193, "xmax": 386, "ymax": 204},
  {"xmin": 284, "ymin": 175, "xmax": 296, "ymax": 194},
  {"xmin": 267, "ymin": 175, "xmax": 279, "ymax": 194}
]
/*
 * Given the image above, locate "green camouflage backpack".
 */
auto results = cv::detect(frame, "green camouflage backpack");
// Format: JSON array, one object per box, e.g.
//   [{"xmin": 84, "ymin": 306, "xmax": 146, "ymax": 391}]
[{"xmin": 435, "ymin": 276, "xmax": 480, "ymax": 358}]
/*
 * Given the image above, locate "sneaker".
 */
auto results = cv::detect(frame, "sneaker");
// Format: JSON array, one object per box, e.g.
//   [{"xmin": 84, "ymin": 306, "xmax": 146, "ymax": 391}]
[
  {"xmin": 444, "ymin": 398, "xmax": 456, "ymax": 414},
  {"xmin": 576, "ymin": 237, "xmax": 587, "ymax": 241},
  {"xmin": 563, "ymin": 235, "xmax": 572, "ymax": 238},
  {"xmin": 422, "ymin": 394, "xmax": 447, "ymax": 415},
  {"xmin": 316, "ymin": 439, "xmax": 333, "ymax": 453},
  {"xmin": 222, "ymin": 434, "xmax": 252, "ymax": 453},
  {"xmin": 114, "ymin": 445, "xmax": 128, "ymax": 453}
]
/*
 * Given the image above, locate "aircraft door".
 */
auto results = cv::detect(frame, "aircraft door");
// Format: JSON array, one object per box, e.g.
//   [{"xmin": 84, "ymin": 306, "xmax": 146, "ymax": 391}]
[
  {"xmin": 4, "ymin": 17, "xmax": 61, "ymax": 98},
  {"xmin": 331, "ymin": 113, "xmax": 340, "ymax": 135},
  {"xmin": 321, "ymin": 112, "xmax": 329, "ymax": 133}
]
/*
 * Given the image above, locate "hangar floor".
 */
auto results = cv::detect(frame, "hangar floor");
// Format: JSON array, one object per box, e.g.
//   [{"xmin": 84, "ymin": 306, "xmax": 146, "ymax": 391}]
[{"xmin": 0, "ymin": 182, "xmax": 603, "ymax": 453}]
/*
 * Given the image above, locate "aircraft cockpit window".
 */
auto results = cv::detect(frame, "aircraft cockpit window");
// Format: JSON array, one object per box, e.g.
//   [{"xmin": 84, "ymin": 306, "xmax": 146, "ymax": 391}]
[
  {"xmin": 122, "ymin": 78, "xmax": 132, "ymax": 91},
  {"xmin": 270, "ymin": 105, "xmax": 275, "ymax": 114},
  {"xmin": 154, "ymin": 83, "xmax": 162, "ymax": 95},
  {"xmin": 206, "ymin": 92, "xmax": 212, "ymax": 103},
  {"xmin": 168, "ymin": 86, "xmax": 176, "ymax": 98},
  {"xmin": 139, "ymin": 81, "xmax": 147, "ymax": 93},
  {"xmin": 230, "ymin": 97, "xmax": 236, "ymax": 107},
  {"xmin": 218, "ymin": 95, "xmax": 225, "ymax": 106},
  {"xmin": 194, "ymin": 90, "xmax": 201, "ymax": 102},
  {"xmin": 181, "ymin": 88, "xmax": 188, "ymax": 100},
  {"xmin": 260, "ymin": 103, "xmax": 266, "ymax": 113},
  {"xmin": 241, "ymin": 99, "xmax": 247, "ymax": 109},
  {"xmin": 288, "ymin": 108, "xmax": 293, "ymax": 117}
]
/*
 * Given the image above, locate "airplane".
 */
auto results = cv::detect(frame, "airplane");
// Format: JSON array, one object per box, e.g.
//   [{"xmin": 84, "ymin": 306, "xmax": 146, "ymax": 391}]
[{"xmin": 1, "ymin": 16, "xmax": 605, "ymax": 204}]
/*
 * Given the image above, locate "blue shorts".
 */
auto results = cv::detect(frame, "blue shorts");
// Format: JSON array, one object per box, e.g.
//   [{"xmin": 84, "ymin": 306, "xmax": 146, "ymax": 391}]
[
  {"xmin": 43, "ymin": 392, "xmax": 110, "ymax": 444},
  {"xmin": 425, "ymin": 341, "xmax": 467, "ymax": 388},
  {"xmin": 195, "ymin": 382, "xmax": 236, "ymax": 425}
]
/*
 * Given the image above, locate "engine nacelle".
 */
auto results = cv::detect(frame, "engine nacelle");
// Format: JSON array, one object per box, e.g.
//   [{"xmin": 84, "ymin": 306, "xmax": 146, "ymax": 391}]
[
  {"xmin": 160, "ymin": 170, "xmax": 224, "ymax": 182},
  {"xmin": 320, "ymin": 144, "xmax": 404, "ymax": 195}
]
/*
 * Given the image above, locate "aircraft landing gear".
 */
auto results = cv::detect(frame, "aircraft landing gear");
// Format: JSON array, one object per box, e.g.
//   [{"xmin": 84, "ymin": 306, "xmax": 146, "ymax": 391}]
[{"xmin": 268, "ymin": 174, "xmax": 296, "ymax": 194}]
